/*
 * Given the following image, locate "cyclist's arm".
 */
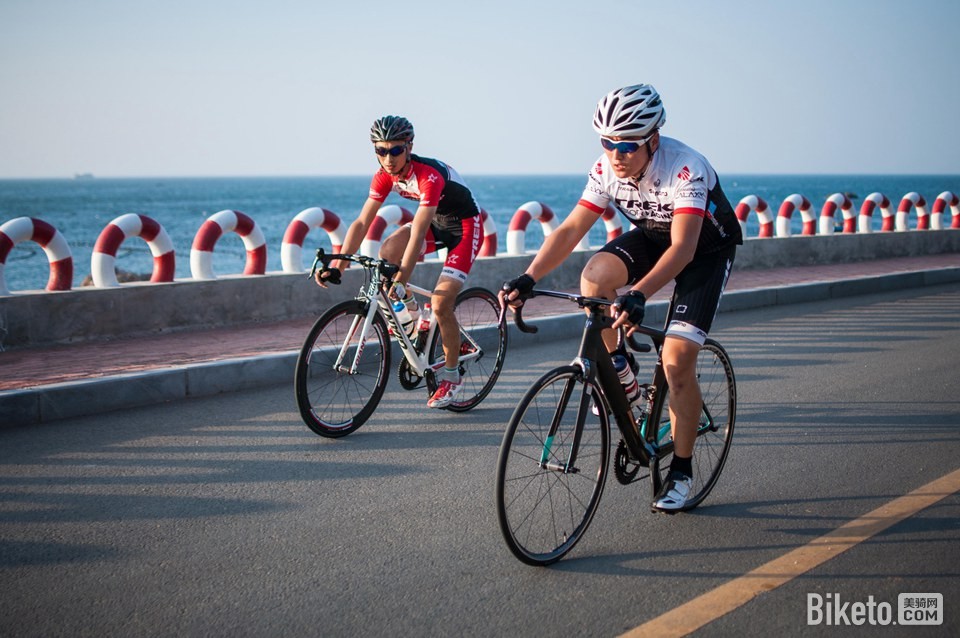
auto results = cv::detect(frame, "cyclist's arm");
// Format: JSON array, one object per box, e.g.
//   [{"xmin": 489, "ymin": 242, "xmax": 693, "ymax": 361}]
[
  {"xmin": 633, "ymin": 211, "xmax": 702, "ymax": 298},
  {"xmin": 523, "ymin": 203, "xmax": 597, "ymax": 282},
  {"xmin": 397, "ymin": 204, "xmax": 436, "ymax": 286},
  {"xmin": 331, "ymin": 197, "xmax": 383, "ymax": 271}
]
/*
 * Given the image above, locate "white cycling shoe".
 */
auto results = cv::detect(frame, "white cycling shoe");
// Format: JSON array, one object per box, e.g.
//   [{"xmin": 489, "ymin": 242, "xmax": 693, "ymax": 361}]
[{"xmin": 652, "ymin": 471, "xmax": 692, "ymax": 512}]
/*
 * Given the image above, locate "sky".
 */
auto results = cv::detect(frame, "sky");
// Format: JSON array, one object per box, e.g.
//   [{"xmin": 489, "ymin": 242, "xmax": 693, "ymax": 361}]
[{"xmin": 1, "ymin": 0, "xmax": 959, "ymax": 178}]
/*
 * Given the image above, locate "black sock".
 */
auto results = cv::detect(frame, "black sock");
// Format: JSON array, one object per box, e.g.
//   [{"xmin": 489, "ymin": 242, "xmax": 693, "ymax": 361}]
[{"xmin": 670, "ymin": 454, "xmax": 692, "ymax": 479}]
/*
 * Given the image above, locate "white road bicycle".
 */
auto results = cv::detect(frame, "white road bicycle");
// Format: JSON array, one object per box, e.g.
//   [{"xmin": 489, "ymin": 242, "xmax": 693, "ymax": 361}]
[{"xmin": 295, "ymin": 248, "xmax": 508, "ymax": 437}]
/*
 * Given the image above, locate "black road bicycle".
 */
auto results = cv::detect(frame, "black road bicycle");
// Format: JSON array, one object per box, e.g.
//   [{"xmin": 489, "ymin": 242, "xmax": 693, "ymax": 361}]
[{"xmin": 495, "ymin": 288, "xmax": 736, "ymax": 565}]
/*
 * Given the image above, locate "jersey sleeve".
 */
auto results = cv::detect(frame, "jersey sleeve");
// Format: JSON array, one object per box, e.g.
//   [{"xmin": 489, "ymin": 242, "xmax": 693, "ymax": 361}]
[
  {"xmin": 672, "ymin": 158, "xmax": 710, "ymax": 215},
  {"xmin": 415, "ymin": 164, "xmax": 446, "ymax": 207},
  {"xmin": 577, "ymin": 157, "xmax": 611, "ymax": 214},
  {"xmin": 368, "ymin": 171, "xmax": 393, "ymax": 202}
]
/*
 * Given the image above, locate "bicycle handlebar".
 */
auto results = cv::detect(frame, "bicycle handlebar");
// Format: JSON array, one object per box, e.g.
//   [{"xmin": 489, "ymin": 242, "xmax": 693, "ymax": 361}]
[
  {"xmin": 504, "ymin": 287, "xmax": 652, "ymax": 352},
  {"xmin": 309, "ymin": 248, "xmax": 400, "ymax": 281}
]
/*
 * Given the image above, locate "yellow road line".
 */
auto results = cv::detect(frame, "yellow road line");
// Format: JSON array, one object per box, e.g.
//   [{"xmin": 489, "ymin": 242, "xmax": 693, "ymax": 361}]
[{"xmin": 620, "ymin": 467, "xmax": 960, "ymax": 638}]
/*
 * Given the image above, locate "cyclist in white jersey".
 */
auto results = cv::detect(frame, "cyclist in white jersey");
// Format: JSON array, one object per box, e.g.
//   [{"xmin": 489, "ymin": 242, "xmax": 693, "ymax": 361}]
[{"xmin": 502, "ymin": 84, "xmax": 742, "ymax": 512}]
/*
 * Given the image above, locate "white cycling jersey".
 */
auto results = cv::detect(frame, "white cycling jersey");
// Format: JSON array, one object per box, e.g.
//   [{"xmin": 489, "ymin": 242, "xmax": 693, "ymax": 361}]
[{"xmin": 578, "ymin": 136, "xmax": 742, "ymax": 253}]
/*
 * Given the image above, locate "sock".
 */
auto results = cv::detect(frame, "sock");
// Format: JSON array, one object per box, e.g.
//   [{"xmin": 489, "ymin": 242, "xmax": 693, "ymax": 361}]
[
  {"xmin": 443, "ymin": 366, "xmax": 460, "ymax": 383},
  {"xmin": 670, "ymin": 454, "xmax": 692, "ymax": 479}
]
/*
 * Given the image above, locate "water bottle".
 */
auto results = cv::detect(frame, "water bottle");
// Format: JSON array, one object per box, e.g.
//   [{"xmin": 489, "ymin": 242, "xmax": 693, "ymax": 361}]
[
  {"xmin": 392, "ymin": 295, "xmax": 418, "ymax": 337},
  {"xmin": 613, "ymin": 354, "xmax": 643, "ymax": 409},
  {"xmin": 417, "ymin": 303, "xmax": 432, "ymax": 334}
]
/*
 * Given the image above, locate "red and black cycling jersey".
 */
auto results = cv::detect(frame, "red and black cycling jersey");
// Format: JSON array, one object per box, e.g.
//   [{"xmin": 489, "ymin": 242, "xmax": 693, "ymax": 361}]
[{"xmin": 369, "ymin": 154, "xmax": 480, "ymax": 224}]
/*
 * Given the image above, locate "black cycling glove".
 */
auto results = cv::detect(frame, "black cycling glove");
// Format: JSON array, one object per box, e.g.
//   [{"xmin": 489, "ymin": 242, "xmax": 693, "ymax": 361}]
[
  {"xmin": 317, "ymin": 267, "xmax": 342, "ymax": 286},
  {"xmin": 502, "ymin": 273, "xmax": 536, "ymax": 301},
  {"xmin": 613, "ymin": 290, "xmax": 646, "ymax": 325}
]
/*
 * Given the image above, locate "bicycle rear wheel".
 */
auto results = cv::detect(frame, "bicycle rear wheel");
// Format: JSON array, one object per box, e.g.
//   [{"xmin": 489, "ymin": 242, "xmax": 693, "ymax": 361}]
[
  {"xmin": 495, "ymin": 366, "xmax": 609, "ymax": 566},
  {"xmin": 654, "ymin": 340, "xmax": 736, "ymax": 509},
  {"xmin": 428, "ymin": 287, "xmax": 507, "ymax": 411},
  {"xmin": 294, "ymin": 300, "xmax": 391, "ymax": 437}
]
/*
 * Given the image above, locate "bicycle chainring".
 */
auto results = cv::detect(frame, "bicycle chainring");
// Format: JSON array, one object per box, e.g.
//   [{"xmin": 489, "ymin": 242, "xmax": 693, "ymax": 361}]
[
  {"xmin": 397, "ymin": 359, "xmax": 424, "ymax": 390},
  {"xmin": 614, "ymin": 439, "xmax": 646, "ymax": 485}
]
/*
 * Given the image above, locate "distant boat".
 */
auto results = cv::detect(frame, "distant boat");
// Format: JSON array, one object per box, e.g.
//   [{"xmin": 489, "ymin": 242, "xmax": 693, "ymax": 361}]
[{"xmin": 74, "ymin": 173, "xmax": 94, "ymax": 180}]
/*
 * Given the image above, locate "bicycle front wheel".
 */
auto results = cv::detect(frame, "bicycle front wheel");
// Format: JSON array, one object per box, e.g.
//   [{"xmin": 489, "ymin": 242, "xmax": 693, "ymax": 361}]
[
  {"xmin": 428, "ymin": 287, "xmax": 507, "ymax": 411},
  {"xmin": 294, "ymin": 300, "xmax": 391, "ymax": 438},
  {"xmin": 654, "ymin": 340, "xmax": 736, "ymax": 509},
  {"xmin": 495, "ymin": 366, "xmax": 609, "ymax": 566}
]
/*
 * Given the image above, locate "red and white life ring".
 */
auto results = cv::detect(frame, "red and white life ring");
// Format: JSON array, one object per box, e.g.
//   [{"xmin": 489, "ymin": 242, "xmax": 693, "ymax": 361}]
[
  {"xmin": 478, "ymin": 209, "xmax": 498, "ymax": 257},
  {"xmin": 932, "ymin": 191, "xmax": 959, "ymax": 230},
  {"xmin": 776, "ymin": 194, "xmax": 814, "ymax": 237},
  {"xmin": 359, "ymin": 204, "xmax": 414, "ymax": 258},
  {"xmin": 857, "ymin": 193, "xmax": 892, "ymax": 234},
  {"xmin": 507, "ymin": 201, "xmax": 558, "ymax": 255},
  {"xmin": 91, "ymin": 214, "xmax": 175, "ymax": 287},
  {"xmin": 0, "ymin": 217, "xmax": 73, "ymax": 295},
  {"xmin": 281, "ymin": 207, "xmax": 345, "ymax": 273},
  {"xmin": 896, "ymin": 192, "xmax": 928, "ymax": 231},
  {"xmin": 819, "ymin": 193, "xmax": 854, "ymax": 235},
  {"xmin": 190, "ymin": 209, "xmax": 267, "ymax": 280},
  {"xmin": 735, "ymin": 195, "xmax": 773, "ymax": 238},
  {"xmin": 576, "ymin": 204, "xmax": 624, "ymax": 250}
]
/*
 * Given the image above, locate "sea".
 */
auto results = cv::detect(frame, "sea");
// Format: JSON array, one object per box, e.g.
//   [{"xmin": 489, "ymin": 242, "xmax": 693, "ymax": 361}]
[{"xmin": 1, "ymin": 174, "xmax": 958, "ymax": 292}]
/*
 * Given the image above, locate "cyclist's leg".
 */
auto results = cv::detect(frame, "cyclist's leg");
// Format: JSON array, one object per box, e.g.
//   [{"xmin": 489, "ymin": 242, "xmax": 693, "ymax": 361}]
[
  {"xmin": 430, "ymin": 215, "xmax": 481, "ymax": 372},
  {"xmin": 584, "ymin": 229, "xmax": 659, "ymax": 352},
  {"xmin": 378, "ymin": 224, "xmax": 412, "ymax": 263},
  {"xmin": 654, "ymin": 246, "xmax": 735, "ymax": 510},
  {"xmin": 432, "ymin": 276, "xmax": 464, "ymax": 370}
]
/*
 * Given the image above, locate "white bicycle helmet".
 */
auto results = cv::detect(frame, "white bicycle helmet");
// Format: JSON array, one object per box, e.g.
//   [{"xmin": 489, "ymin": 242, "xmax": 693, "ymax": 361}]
[
  {"xmin": 370, "ymin": 115, "xmax": 415, "ymax": 142},
  {"xmin": 592, "ymin": 84, "xmax": 666, "ymax": 138}
]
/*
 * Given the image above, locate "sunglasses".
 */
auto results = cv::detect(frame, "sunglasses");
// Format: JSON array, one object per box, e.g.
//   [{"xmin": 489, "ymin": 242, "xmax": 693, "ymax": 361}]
[
  {"xmin": 600, "ymin": 137, "xmax": 648, "ymax": 154},
  {"xmin": 374, "ymin": 144, "xmax": 409, "ymax": 157}
]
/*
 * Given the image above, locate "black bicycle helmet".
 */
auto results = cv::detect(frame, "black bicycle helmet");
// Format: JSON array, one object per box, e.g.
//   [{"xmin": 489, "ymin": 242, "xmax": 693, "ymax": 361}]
[{"xmin": 370, "ymin": 115, "xmax": 415, "ymax": 142}]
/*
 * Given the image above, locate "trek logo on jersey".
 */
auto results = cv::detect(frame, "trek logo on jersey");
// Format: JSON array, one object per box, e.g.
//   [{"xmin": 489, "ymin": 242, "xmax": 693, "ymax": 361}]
[
  {"xmin": 595, "ymin": 161, "xmax": 603, "ymax": 175},
  {"xmin": 618, "ymin": 199, "xmax": 675, "ymax": 214},
  {"xmin": 677, "ymin": 165, "xmax": 691, "ymax": 181}
]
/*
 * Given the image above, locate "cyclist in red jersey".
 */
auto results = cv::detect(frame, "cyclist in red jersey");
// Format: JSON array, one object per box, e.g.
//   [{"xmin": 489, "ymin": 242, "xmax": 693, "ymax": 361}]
[
  {"xmin": 316, "ymin": 115, "xmax": 483, "ymax": 408},
  {"xmin": 502, "ymin": 85, "xmax": 742, "ymax": 512}
]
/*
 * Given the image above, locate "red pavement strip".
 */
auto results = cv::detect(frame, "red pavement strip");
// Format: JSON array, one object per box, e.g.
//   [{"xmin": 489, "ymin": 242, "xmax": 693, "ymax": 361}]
[{"xmin": 0, "ymin": 254, "xmax": 957, "ymax": 392}]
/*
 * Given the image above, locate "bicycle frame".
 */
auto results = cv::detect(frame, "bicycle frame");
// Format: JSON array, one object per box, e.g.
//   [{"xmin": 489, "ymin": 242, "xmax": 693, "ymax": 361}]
[{"xmin": 312, "ymin": 248, "xmax": 485, "ymax": 380}]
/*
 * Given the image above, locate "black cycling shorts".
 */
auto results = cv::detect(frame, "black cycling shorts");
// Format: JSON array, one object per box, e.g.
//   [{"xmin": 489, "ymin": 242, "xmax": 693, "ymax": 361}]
[{"xmin": 597, "ymin": 227, "xmax": 735, "ymax": 345}]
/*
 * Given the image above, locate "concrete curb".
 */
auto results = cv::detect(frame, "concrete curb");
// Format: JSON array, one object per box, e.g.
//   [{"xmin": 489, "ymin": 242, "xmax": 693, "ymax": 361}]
[{"xmin": 3, "ymin": 266, "xmax": 959, "ymax": 428}]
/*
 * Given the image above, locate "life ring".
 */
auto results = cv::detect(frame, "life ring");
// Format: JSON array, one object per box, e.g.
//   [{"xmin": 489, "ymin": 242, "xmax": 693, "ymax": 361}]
[
  {"xmin": 190, "ymin": 209, "xmax": 267, "ymax": 280},
  {"xmin": 776, "ymin": 194, "xmax": 814, "ymax": 237},
  {"xmin": 857, "ymin": 193, "xmax": 892, "ymax": 234},
  {"xmin": 0, "ymin": 216, "xmax": 73, "ymax": 295},
  {"xmin": 576, "ymin": 204, "xmax": 624, "ymax": 250},
  {"xmin": 819, "ymin": 194, "xmax": 854, "ymax": 235},
  {"xmin": 932, "ymin": 191, "xmax": 959, "ymax": 230},
  {"xmin": 507, "ymin": 201, "xmax": 558, "ymax": 255},
  {"xmin": 896, "ymin": 192, "xmax": 928, "ymax": 231},
  {"xmin": 91, "ymin": 214, "xmax": 175, "ymax": 287},
  {"xmin": 735, "ymin": 195, "xmax": 773, "ymax": 238},
  {"xmin": 359, "ymin": 204, "xmax": 415, "ymax": 258},
  {"xmin": 478, "ymin": 209, "xmax": 498, "ymax": 257},
  {"xmin": 281, "ymin": 207, "xmax": 345, "ymax": 273}
]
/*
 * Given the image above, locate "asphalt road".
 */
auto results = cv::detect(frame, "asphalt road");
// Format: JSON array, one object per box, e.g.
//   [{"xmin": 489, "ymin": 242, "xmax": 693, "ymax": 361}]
[{"xmin": 2, "ymin": 284, "xmax": 958, "ymax": 637}]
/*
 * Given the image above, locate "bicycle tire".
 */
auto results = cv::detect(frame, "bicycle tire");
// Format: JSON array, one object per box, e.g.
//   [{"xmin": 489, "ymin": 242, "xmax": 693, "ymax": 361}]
[
  {"xmin": 495, "ymin": 366, "xmax": 609, "ymax": 566},
  {"xmin": 653, "ymin": 339, "xmax": 736, "ymax": 509},
  {"xmin": 294, "ymin": 300, "xmax": 391, "ymax": 438},
  {"xmin": 427, "ymin": 287, "xmax": 507, "ymax": 411}
]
